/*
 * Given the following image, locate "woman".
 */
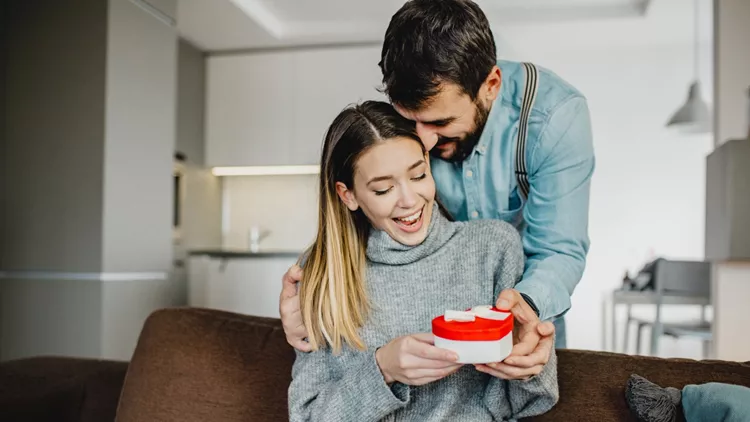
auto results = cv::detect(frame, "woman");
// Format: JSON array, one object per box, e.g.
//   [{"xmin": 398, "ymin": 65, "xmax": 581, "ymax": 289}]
[{"xmin": 288, "ymin": 101, "xmax": 557, "ymax": 422}]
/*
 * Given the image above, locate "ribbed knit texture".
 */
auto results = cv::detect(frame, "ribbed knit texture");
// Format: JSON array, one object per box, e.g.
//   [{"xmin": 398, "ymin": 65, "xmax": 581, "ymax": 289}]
[{"xmin": 288, "ymin": 203, "xmax": 558, "ymax": 421}]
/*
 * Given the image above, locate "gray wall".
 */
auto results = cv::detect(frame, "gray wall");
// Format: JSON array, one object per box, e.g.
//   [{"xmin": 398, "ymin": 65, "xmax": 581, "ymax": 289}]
[
  {"xmin": 1, "ymin": 0, "xmax": 7, "ymax": 270},
  {"xmin": 714, "ymin": 0, "xmax": 750, "ymax": 145},
  {"xmin": 1, "ymin": 0, "xmax": 181, "ymax": 361},
  {"xmin": 177, "ymin": 39, "xmax": 207, "ymax": 166},
  {"xmin": 101, "ymin": 0, "xmax": 176, "ymax": 273},
  {"xmin": 3, "ymin": 0, "xmax": 108, "ymax": 272},
  {"xmin": 1, "ymin": 278, "xmax": 103, "ymax": 360}
]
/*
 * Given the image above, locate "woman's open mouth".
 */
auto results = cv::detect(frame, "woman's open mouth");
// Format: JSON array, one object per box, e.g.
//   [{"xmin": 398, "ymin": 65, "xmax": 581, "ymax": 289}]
[{"xmin": 393, "ymin": 206, "xmax": 425, "ymax": 233}]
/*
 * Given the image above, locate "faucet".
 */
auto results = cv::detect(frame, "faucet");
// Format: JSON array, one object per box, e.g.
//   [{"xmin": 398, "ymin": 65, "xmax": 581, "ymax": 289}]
[{"xmin": 248, "ymin": 226, "xmax": 271, "ymax": 252}]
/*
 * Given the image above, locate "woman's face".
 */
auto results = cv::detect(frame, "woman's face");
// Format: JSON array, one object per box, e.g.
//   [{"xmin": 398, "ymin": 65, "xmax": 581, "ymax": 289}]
[{"xmin": 337, "ymin": 137, "xmax": 436, "ymax": 246}]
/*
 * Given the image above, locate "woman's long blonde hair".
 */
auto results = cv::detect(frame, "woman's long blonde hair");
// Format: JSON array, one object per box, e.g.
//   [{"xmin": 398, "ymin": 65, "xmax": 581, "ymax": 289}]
[{"xmin": 300, "ymin": 101, "xmax": 423, "ymax": 354}]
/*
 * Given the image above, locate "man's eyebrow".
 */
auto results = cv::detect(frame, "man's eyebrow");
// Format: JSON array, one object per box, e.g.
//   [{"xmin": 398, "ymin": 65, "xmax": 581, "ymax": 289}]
[{"xmin": 422, "ymin": 117, "xmax": 456, "ymax": 126}]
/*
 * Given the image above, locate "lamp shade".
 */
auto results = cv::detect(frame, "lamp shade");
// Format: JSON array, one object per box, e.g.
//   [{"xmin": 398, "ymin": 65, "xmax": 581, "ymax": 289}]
[{"xmin": 666, "ymin": 80, "xmax": 711, "ymax": 133}]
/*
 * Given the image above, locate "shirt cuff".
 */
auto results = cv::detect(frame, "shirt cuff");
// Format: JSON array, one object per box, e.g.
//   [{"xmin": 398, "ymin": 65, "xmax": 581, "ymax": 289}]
[
  {"xmin": 519, "ymin": 293, "xmax": 539, "ymax": 317},
  {"xmin": 514, "ymin": 275, "xmax": 571, "ymax": 322}
]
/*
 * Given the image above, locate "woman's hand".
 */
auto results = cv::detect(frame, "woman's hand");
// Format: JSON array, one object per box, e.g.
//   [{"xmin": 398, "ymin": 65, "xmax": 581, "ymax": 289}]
[{"xmin": 375, "ymin": 333, "xmax": 463, "ymax": 386}]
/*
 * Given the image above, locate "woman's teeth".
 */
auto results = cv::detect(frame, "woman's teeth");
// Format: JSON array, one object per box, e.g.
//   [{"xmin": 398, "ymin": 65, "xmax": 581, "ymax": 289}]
[{"xmin": 396, "ymin": 209, "xmax": 422, "ymax": 225}]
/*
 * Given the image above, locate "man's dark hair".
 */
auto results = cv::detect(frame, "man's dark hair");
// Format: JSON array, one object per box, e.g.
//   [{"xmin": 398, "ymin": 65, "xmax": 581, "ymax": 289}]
[{"xmin": 379, "ymin": 0, "xmax": 497, "ymax": 111}]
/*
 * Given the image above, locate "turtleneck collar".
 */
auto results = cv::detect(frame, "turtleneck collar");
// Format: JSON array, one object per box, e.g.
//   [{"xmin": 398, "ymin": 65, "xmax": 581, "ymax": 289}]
[{"xmin": 366, "ymin": 202, "xmax": 459, "ymax": 265}]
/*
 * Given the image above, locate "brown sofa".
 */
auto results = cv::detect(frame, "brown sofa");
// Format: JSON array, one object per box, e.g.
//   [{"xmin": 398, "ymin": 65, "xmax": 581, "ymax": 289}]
[{"xmin": 2, "ymin": 307, "xmax": 750, "ymax": 421}]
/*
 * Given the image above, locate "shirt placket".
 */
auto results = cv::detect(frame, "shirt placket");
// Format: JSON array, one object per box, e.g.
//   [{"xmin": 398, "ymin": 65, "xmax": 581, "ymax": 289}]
[{"xmin": 462, "ymin": 154, "xmax": 481, "ymax": 220}]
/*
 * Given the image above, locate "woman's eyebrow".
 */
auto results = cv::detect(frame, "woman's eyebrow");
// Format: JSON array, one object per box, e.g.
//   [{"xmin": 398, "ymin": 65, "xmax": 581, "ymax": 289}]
[{"xmin": 366, "ymin": 160, "xmax": 425, "ymax": 186}]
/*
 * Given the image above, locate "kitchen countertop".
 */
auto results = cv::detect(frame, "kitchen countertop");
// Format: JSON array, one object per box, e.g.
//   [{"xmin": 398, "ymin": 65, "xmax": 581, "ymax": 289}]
[{"xmin": 189, "ymin": 249, "xmax": 302, "ymax": 259}]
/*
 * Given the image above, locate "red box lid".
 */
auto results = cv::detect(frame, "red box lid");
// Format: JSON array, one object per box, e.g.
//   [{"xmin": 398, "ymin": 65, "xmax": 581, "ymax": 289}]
[{"xmin": 432, "ymin": 307, "xmax": 514, "ymax": 341}]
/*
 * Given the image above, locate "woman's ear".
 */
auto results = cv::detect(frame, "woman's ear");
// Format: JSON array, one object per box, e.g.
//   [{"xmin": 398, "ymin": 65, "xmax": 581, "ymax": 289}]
[{"xmin": 335, "ymin": 182, "xmax": 359, "ymax": 211}]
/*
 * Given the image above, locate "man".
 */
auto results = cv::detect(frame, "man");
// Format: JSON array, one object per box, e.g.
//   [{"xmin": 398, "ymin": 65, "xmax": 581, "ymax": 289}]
[{"xmin": 279, "ymin": 0, "xmax": 594, "ymax": 380}]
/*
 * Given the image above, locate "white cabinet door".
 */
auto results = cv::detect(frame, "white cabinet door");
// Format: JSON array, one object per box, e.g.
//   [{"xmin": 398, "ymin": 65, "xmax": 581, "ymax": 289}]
[
  {"xmin": 203, "ymin": 256, "xmax": 297, "ymax": 318},
  {"xmin": 288, "ymin": 46, "xmax": 386, "ymax": 166},
  {"xmin": 205, "ymin": 52, "xmax": 295, "ymax": 167},
  {"xmin": 205, "ymin": 47, "xmax": 386, "ymax": 167}
]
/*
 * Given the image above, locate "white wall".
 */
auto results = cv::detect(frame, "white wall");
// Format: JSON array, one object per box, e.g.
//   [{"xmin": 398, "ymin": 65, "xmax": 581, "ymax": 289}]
[
  {"xmin": 516, "ymin": 44, "xmax": 714, "ymax": 356},
  {"xmin": 222, "ymin": 175, "xmax": 318, "ymax": 252}
]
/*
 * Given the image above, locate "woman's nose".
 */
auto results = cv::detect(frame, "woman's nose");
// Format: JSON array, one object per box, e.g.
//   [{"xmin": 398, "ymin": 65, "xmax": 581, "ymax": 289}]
[
  {"xmin": 416, "ymin": 123, "xmax": 438, "ymax": 150},
  {"xmin": 398, "ymin": 185, "xmax": 419, "ymax": 209}
]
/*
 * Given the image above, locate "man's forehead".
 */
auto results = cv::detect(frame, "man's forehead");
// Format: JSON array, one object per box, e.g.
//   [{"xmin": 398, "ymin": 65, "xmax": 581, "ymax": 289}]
[
  {"xmin": 394, "ymin": 84, "xmax": 470, "ymax": 122},
  {"xmin": 396, "ymin": 101, "xmax": 459, "ymax": 123}
]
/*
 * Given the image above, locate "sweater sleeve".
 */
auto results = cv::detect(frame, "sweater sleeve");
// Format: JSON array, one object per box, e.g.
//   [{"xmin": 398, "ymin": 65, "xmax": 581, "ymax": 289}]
[
  {"xmin": 483, "ymin": 349, "xmax": 559, "ymax": 420},
  {"xmin": 288, "ymin": 348, "xmax": 410, "ymax": 422}
]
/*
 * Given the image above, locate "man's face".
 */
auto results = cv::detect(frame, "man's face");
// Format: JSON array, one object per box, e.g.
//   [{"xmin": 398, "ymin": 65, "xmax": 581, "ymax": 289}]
[{"xmin": 394, "ymin": 83, "xmax": 492, "ymax": 163}]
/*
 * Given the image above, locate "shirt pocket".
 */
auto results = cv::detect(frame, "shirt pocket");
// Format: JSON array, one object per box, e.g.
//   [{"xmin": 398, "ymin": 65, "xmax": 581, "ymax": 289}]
[{"xmin": 495, "ymin": 187, "xmax": 525, "ymax": 229}]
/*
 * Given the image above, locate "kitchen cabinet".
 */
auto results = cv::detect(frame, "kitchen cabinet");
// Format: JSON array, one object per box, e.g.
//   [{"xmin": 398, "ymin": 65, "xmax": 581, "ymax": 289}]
[
  {"xmin": 188, "ymin": 253, "xmax": 299, "ymax": 318},
  {"xmin": 205, "ymin": 46, "xmax": 386, "ymax": 167}
]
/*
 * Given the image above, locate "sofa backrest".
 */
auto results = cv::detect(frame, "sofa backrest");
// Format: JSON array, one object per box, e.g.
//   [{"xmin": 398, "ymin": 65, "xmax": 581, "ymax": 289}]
[
  {"xmin": 115, "ymin": 308, "xmax": 750, "ymax": 422},
  {"xmin": 116, "ymin": 308, "xmax": 295, "ymax": 422}
]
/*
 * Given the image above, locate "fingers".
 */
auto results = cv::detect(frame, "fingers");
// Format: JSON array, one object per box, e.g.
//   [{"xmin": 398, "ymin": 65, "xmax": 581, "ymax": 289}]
[
  {"xmin": 509, "ymin": 328, "xmax": 540, "ymax": 358},
  {"xmin": 496, "ymin": 289, "xmax": 535, "ymax": 324},
  {"xmin": 410, "ymin": 332, "xmax": 436, "ymax": 344},
  {"xmin": 495, "ymin": 289, "xmax": 519, "ymax": 311},
  {"xmin": 279, "ymin": 292, "xmax": 301, "ymax": 321},
  {"xmin": 537, "ymin": 321, "xmax": 555, "ymax": 337},
  {"xmin": 280, "ymin": 265, "xmax": 303, "ymax": 299},
  {"xmin": 406, "ymin": 365, "xmax": 464, "ymax": 385},
  {"xmin": 504, "ymin": 334, "xmax": 553, "ymax": 368},
  {"xmin": 288, "ymin": 336, "xmax": 313, "ymax": 353},
  {"xmin": 406, "ymin": 336, "xmax": 459, "ymax": 362},
  {"xmin": 475, "ymin": 363, "xmax": 543, "ymax": 380}
]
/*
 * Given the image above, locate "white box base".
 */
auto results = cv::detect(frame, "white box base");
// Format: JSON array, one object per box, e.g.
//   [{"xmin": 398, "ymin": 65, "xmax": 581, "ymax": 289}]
[{"xmin": 434, "ymin": 334, "xmax": 512, "ymax": 364}]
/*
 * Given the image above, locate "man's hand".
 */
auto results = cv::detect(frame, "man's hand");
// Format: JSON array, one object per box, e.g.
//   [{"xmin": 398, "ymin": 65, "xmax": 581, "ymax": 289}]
[
  {"xmin": 279, "ymin": 264, "xmax": 312, "ymax": 352},
  {"xmin": 475, "ymin": 289, "xmax": 554, "ymax": 380},
  {"xmin": 375, "ymin": 333, "xmax": 462, "ymax": 386}
]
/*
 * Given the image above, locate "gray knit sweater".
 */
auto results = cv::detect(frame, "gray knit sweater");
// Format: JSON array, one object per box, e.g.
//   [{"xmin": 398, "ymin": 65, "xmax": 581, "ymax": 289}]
[{"xmin": 288, "ymin": 203, "xmax": 558, "ymax": 421}]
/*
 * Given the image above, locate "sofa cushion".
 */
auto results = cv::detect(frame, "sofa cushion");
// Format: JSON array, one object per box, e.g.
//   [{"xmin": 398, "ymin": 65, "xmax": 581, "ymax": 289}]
[
  {"xmin": 116, "ymin": 307, "xmax": 294, "ymax": 422},
  {"xmin": 0, "ymin": 356, "xmax": 128, "ymax": 422}
]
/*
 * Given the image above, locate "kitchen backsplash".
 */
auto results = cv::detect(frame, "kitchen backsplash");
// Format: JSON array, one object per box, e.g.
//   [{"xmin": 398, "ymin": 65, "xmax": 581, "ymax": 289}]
[{"xmin": 222, "ymin": 175, "xmax": 319, "ymax": 252}]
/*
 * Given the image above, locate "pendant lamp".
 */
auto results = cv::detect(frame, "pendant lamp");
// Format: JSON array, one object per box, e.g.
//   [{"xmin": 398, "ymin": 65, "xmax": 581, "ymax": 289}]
[{"xmin": 666, "ymin": 0, "xmax": 710, "ymax": 133}]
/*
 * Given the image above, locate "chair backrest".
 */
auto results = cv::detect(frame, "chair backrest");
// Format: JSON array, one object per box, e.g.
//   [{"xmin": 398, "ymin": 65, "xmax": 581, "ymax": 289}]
[{"xmin": 653, "ymin": 259, "xmax": 711, "ymax": 297}]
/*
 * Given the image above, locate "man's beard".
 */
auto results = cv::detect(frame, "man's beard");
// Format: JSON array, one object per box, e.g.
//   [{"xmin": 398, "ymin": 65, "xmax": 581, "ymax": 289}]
[{"xmin": 430, "ymin": 101, "xmax": 491, "ymax": 163}]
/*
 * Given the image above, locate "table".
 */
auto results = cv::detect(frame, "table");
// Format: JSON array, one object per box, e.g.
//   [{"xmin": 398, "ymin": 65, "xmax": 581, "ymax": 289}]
[{"xmin": 602, "ymin": 289, "xmax": 711, "ymax": 354}]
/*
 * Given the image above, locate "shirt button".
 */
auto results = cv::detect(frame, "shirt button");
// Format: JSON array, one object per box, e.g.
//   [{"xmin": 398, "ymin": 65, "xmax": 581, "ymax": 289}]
[
  {"xmin": 478, "ymin": 146, "xmax": 486, "ymax": 153},
  {"xmin": 471, "ymin": 211, "xmax": 479, "ymax": 218},
  {"xmin": 466, "ymin": 170, "xmax": 473, "ymax": 178}
]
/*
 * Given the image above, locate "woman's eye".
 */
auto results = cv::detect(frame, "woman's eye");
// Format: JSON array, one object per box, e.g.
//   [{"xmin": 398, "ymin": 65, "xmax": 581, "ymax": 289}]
[
  {"xmin": 412, "ymin": 173, "xmax": 427, "ymax": 181},
  {"xmin": 374, "ymin": 187, "xmax": 392, "ymax": 196}
]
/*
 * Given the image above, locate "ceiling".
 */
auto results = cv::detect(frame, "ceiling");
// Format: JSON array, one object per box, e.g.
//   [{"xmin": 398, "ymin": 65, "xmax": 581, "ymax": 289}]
[{"xmin": 176, "ymin": 0, "xmax": 712, "ymax": 54}]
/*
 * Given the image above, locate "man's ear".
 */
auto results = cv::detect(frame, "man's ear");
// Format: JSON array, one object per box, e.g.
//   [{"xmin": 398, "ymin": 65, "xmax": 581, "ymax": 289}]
[
  {"xmin": 335, "ymin": 182, "xmax": 359, "ymax": 211},
  {"xmin": 482, "ymin": 65, "xmax": 502, "ymax": 104}
]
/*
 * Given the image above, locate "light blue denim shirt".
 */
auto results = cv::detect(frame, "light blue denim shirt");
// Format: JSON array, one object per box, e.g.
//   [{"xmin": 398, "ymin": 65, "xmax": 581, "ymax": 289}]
[{"xmin": 431, "ymin": 60, "xmax": 595, "ymax": 324}]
